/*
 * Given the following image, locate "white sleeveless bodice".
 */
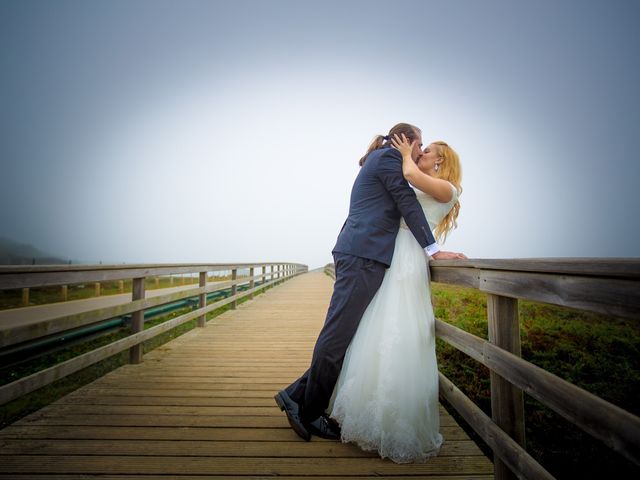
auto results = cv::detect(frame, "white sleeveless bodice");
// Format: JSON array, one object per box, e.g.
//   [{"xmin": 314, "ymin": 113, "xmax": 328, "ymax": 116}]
[{"xmin": 400, "ymin": 182, "xmax": 459, "ymax": 232}]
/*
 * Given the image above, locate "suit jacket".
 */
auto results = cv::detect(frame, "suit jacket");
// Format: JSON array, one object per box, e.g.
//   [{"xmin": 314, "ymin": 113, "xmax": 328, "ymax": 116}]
[{"xmin": 332, "ymin": 145, "xmax": 437, "ymax": 267}]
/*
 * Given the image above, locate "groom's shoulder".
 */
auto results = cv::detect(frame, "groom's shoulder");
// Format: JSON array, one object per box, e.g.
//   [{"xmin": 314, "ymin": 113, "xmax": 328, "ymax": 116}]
[
  {"xmin": 366, "ymin": 146, "xmax": 402, "ymax": 172},
  {"xmin": 367, "ymin": 146, "xmax": 401, "ymax": 164}
]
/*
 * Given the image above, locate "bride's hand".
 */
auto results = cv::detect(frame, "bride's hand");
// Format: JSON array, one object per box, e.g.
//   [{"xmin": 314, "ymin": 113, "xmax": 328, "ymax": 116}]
[
  {"xmin": 391, "ymin": 133, "xmax": 415, "ymax": 159},
  {"xmin": 431, "ymin": 251, "xmax": 468, "ymax": 260}
]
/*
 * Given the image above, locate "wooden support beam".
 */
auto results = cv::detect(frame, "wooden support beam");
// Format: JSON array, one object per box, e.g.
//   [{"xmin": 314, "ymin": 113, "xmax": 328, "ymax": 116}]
[
  {"xmin": 487, "ymin": 294, "xmax": 525, "ymax": 480},
  {"xmin": 128, "ymin": 278, "xmax": 145, "ymax": 364},
  {"xmin": 198, "ymin": 272, "xmax": 207, "ymax": 327},
  {"xmin": 231, "ymin": 269, "xmax": 237, "ymax": 309}
]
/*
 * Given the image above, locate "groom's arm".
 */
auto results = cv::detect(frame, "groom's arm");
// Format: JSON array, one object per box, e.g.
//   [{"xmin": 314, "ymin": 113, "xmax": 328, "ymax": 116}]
[{"xmin": 376, "ymin": 149, "xmax": 440, "ymax": 256}]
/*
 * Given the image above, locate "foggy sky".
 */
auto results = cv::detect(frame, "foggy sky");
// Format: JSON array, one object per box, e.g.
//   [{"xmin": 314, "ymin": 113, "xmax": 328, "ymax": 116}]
[{"xmin": 1, "ymin": 0, "xmax": 639, "ymax": 269}]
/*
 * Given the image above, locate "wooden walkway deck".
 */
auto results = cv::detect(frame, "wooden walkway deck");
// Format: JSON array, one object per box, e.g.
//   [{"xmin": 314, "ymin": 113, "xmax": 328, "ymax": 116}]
[{"xmin": 0, "ymin": 271, "xmax": 494, "ymax": 479}]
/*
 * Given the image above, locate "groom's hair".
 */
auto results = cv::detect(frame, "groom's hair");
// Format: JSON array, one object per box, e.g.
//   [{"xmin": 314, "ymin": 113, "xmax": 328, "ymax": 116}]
[{"xmin": 359, "ymin": 123, "xmax": 421, "ymax": 167}]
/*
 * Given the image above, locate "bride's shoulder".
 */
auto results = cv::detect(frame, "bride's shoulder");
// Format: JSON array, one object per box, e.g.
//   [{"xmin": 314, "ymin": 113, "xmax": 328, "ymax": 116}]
[{"xmin": 447, "ymin": 181, "xmax": 460, "ymax": 199}]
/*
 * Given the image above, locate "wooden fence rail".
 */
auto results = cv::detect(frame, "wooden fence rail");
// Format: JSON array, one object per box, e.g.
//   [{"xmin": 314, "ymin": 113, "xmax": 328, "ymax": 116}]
[
  {"xmin": 0, "ymin": 262, "xmax": 307, "ymax": 405},
  {"xmin": 325, "ymin": 257, "xmax": 640, "ymax": 480}
]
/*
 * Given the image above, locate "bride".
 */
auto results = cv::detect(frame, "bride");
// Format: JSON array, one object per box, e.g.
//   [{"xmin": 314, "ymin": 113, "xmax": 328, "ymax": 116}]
[{"xmin": 327, "ymin": 133, "xmax": 466, "ymax": 463}]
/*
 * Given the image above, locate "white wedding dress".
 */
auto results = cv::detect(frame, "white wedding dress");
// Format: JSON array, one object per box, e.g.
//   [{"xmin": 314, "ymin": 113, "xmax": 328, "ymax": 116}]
[{"xmin": 327, "ymin": 182, "xmax": 459, "ymax": 464}]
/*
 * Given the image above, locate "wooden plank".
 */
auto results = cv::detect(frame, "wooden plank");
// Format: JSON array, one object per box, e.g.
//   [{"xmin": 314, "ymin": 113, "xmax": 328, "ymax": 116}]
[
  {"xmin": 15, "ymin": 412, "xmax": 457, "ymax": 428},
  {"xmin": 0, "ymin": 438, "xmax": 484, "ymax": 457},
  {"xmin": 435, "ymin": 319, "xmax": 486, "ymax": 363},
  {"xmin": 19, "ymin": 403, "xmax": 455, "ymax": 425},
  {"xmin": 50, "ymin": 387, "xmax": 299, "ymax": 398},
  {"xmin": 0, "ymin": 263, "xmax": 305, "ymax": 289},
  {"xmin": 430, "ymin": 266, "xmax": 481, "ymax": 289},
  {"xmin": 53, "ymin": 395, "xmax": 290, "ymax": 406},
  {"xmin": 480, "ymin": 269, "xmax": 640, "ymax": 320},
  {"xmin": 430, "ymin": 257, "xmax": 640, "ymax": 278},
  {"xmin": 0, "ymin": 456, "xmax": 494, "ymax": 476},
  {"xmin": 431, "ymin": 264, "xmax": 640, "ymax": 320},
  {"xmin": 0, "ymin": 425, "xmax": 472, "ymax": 442},
  {"xmin": 0, "ymin": 476, "xmax": 494, "ymax": 480}
]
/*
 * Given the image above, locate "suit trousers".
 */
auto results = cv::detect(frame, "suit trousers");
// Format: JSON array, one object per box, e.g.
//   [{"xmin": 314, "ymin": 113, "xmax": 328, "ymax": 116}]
[{"xmin": 285, "ymin": 252, "xmax": 386, "ymax": 423}]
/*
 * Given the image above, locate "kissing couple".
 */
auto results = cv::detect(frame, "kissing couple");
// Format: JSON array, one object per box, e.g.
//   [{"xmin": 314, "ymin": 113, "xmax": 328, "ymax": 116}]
[{"xmin": 275, "ymin": 122, "xmax": 467, "ymax": 463}]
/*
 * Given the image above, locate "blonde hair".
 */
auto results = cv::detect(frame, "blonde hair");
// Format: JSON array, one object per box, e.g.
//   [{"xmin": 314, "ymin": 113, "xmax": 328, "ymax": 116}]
[
  {"xmin": 432, "ymin": 141, "xmax": 462, "ymax": 243},
  {"xmin": 359, "ymin": 123, "xmax": 421, "ymax": 166}
]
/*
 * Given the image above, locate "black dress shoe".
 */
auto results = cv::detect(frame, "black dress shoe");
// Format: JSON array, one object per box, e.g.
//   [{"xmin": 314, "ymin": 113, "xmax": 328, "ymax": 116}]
[
  {"xmin": 306, "ymin": 414, "xmax": 342, "ymax": 440},
  {"xmin": 274, "ymin": 390, "xmax": 311, "ymax": 441}
]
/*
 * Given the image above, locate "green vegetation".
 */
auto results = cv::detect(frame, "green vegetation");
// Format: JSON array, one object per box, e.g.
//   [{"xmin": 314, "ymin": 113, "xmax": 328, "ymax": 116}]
[{"xmin": 432, "ymin": 283, "xmax": 640, "ymax": 479}]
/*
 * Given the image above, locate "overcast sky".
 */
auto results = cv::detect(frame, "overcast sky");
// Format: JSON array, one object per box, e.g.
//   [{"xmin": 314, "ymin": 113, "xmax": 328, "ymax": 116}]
[{"xmin": 1, "ymin": 0, "xmax": 639, "ymax": 269}]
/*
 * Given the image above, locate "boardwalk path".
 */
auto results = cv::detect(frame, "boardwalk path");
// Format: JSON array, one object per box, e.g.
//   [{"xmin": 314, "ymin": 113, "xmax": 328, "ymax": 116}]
[{"xmin": 0, "ymin": 271, "xmax": 494, "ymax": 478}]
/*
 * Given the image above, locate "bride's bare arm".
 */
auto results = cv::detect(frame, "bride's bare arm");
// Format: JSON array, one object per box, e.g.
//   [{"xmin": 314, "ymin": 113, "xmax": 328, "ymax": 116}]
[{"xmin": 392, "ymin": 134, "xmax": 454, "ymax": 203}]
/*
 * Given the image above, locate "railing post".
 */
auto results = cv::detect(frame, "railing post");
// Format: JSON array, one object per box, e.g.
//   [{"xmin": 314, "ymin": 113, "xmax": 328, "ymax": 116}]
[
  {"xmin": 249, "ymin": 267, "xmax": 255, "ymax": 299},
  {"xmin": 118, "ymin": 280, "xmax": 124, "ymax": 293},
  {"xmin": 94, "ymin": 282, "xmax": 101, "ymax": 297},
  {"xmin": 61, "ymin": 285, "xmax": 68, "ymax": 301},
  {"xmin": 21, "ymin": 288, "xmax": 29, "ymax": 306},
  {"xmin": 129, "ymin": 277, "xmax": 146, "ymax": 364},
  {"xmin": 231, "ymin": 268, "xmax": 238, "ymax": 309},
  {"xmin": 487, "ymin": 293, "xmax": 525, "ymax": 480},
  {"xmin": 198, "ymin": 272, "xmax": 207, "ymax": 327},
  {"xmin": 270, "ymin": 265, "xmax": 274, "ymax": 284}
]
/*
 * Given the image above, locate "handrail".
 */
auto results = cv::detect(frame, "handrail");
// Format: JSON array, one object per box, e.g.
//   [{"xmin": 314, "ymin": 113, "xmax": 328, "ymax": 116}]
[
  {"xmin": 0, "ymin": 262, "xmax": 302, "ymax": 290},
  {"xmin": 432, "ymin": 257, "xmax": 640, "ymax": 479},
  {"xmin": 324, "ymin": 257, "xmax": 640, "ymax": 480},
  {"xmin": 0, "ymin": 262, "xmax": 308, "ymax": 405}
]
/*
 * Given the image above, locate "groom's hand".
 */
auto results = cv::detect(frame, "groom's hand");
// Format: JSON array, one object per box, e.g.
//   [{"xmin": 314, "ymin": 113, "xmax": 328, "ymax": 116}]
[{"xmin": 431, "ymin": 250, "xmax": 468, "ymax": 260}]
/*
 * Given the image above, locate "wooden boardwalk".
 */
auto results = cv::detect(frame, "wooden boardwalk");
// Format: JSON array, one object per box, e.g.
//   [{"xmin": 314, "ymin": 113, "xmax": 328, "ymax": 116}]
[{"xmin": 0, "ymin": 271, "xmax": 494, "ymax": 479}]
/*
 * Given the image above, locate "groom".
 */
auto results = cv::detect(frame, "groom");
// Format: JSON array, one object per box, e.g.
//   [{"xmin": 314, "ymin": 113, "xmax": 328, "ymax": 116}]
[{"xmin": 275, "ymin": 123, "xmax": 460, "ymax": 441}]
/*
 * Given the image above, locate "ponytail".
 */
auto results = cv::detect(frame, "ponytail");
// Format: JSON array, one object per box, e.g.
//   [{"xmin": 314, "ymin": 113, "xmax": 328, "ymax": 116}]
[
  {"xmin": 359, "ymin": 135, "xmax": 386, "ymax": 166},
  {"xmin": 359, "ymin": 123, "xmax": 421, "ymax": 167}
]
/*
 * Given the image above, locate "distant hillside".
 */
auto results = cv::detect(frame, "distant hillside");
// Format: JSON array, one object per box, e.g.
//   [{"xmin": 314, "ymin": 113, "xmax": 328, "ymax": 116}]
[{"xmin": 0, "ymin": 236, "xmax": 71, "ymax": 265}]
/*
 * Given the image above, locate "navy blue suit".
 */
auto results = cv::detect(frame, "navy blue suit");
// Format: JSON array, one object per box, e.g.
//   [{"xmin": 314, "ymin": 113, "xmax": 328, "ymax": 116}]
[{"xmin": 285, "ymin": 145, "xmax": 437, "ymax": 423}]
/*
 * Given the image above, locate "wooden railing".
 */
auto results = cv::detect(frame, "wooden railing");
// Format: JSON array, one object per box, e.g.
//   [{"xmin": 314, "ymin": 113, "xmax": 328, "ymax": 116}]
[
  {"xmin": 325, "ymin": 258, "xmax": 640, "ymax": 480},
  {"xmin": 324, "ymin": 263, "xmax": 336, "ymax": 280},
  {"xmin": 430, "ymin": 258, "xmax": 640, "ymax": 479},
  {"xmin": 0, "ymin": 262, "xmax": 307, "ymax": 405}
]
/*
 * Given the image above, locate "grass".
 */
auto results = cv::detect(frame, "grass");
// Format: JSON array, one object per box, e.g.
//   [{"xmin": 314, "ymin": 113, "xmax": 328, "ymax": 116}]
[
  {"xmin": 0, "ymin": 279, "xmax": 283, "ymax": 429},
  {"xmin": 432, "ymin": 282, "xmax": 640, "ymax": 479}
]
